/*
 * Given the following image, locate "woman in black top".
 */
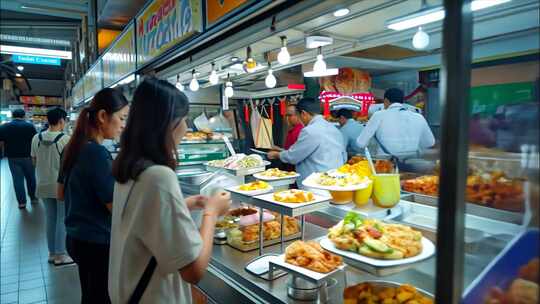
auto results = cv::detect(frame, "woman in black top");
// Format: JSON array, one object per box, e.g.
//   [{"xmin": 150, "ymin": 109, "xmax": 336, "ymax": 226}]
[{"xmin": 58, "ymin": 88, "xmax": 129, "ymax": 303}]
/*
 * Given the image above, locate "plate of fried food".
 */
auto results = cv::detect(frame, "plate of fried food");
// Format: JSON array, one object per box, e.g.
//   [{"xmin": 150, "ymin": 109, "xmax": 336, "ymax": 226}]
[
  {"xmin": 253, "ymin": 168, "xmax": 300, "ymax": 181},
  {"xmin": 269, "ymin": 241, "xmax": 344, "ymax": 281},
  {"xmin": 228, "ymin": 181, "xmax": 273, "ymax": 196},
  {"xmin": 226, "ymin": 211, "xmax": 301, "ymax": 251},
  {"xmin": 344, "ymin": 281, "xmax": 433, "ymax": 304},
  {"xmin": 320, "ymin": 212, "xmax": 435, "ymax": 267}
]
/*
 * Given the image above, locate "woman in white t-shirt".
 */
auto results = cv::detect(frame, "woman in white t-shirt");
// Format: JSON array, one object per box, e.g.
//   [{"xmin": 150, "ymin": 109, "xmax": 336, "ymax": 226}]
[{"xmin": 109, "ymin": 77, "xmax": 231, "ymax": 304}]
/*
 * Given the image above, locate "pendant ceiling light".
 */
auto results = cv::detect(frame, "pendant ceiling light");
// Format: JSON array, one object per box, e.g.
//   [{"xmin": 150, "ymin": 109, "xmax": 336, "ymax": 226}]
[
  {"xmin": 209, "ymin": 62, "xmax": 219, "ymax": 85},
  {"xmin": 313, "ymin": 47, "xmax": 327, "ymax": 73},
  {"xmin": 277, "ymin": 36, "xmax": 290, "ymax": 65},
  {"xmin": 175, "ymin": 74, "xmax": 184, "ymax": 91},
  {"xmin": 189, "ymin": 69, "xmax": 199, "ymax": 91},
  {"xmin": 265, "ymin": 62, "xmax": 277, "ymax": 88},
  {"xmin": 224, "ymin": 74, "xmax": 234, "ymax": 98},
  {"xmin": 243, "ymin": 46, "xmax": 257, "ymax": 73},
  {"xmin": 412, "ymin": 27, "xmax": 430, "ymax": 49}
]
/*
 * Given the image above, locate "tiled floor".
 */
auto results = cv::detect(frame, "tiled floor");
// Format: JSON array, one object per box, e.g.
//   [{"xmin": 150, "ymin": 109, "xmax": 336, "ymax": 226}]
[{"xmin": 1, "ymin": 159, "xmax": 81, "ymax": 304}]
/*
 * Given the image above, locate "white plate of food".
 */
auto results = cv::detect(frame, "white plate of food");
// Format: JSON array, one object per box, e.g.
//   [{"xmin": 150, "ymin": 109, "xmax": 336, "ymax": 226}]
[
  {"xmin": 253, "ymin": 168, "xmax": 300, "ymax": 181},
  {"xmin": 227, "ymin": 181, "xmax": 274, "ymax": 196},
  {"xmin": 269, "ymin": 241, "xmax": 345, "ymax": 281},
  {"xmin": 320, "ymin": 212, "xmax": 435, "ymax": 268},
  {"xmin": 302, "ymin": 172, "xmax": 371, "ymax": 192}
]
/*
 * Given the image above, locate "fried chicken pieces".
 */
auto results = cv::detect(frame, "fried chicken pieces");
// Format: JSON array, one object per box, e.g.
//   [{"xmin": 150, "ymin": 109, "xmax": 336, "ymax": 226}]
[{"xmin": 285, "ymin": 241, "xmax": 342, "ymax": 273}]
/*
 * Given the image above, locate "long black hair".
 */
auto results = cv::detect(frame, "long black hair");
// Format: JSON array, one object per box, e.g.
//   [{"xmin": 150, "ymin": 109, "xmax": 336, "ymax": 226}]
[
  {"xmin": 62, "ymin": 88, "xmax": 128, "ymax": 175},
  {"xmin": 113, "ymin": 77, "xmax": 189, "ymax": 183}
]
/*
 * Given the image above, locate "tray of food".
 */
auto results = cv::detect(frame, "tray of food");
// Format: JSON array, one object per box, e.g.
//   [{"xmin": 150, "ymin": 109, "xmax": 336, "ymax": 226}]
[
  {"xmin": 269, "ymin": 241, "xmax": 344, "ymax": 282},
  {"xmin": 226, "ymin": 181, "xmax": 273, "ymax": 196},
  {"xmin": 226, "ymin": 211, "xmax": 301, "ymax": 252},
  {"xmin": 253, "ymin": 168, "xmax": 300, "ymax": 181},
  {"xmin": 462, "ymin": 229, "xmax": 539, "ymax": 304},
  {"xmin": 320, "ymin": 212, "xmax": 435, "ymax": 268},
  {"xmin": 252, "ymin": 190, "xmax": 331, "ymax": 217},
  {"xmin": 402, "ymin": 171, "xmax": 525, "ymax": 212},
  {"xmin": 205, "ymin": 154, "xmax": 270, "ymax": 176},
  {"xmin": 343, "ymin": 281, "xmax": 433, "ymax": 303}
]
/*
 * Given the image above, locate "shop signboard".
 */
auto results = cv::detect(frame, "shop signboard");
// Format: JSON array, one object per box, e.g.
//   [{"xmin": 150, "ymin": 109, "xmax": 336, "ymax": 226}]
[
  {"xmin": 102, "ymin": 23, "xmax": 136, "ymax": 87},
  {"xmin": 205, "ymin": 0, "xmax": 247, "ymax": 28},
  {"xmin": 83, "ymin": 60, "xmax": 103, "ymax": 99},
  {"xmin": 136, "ymin": 0, "xmax": 202, "ymax": 67},
  {"xmin": 470, "ymin": 81, "xmax": 535, "ymax": 115},
  {"xmin": 13, "ymin": 55, "xmax": 61, "ymax": 66}
]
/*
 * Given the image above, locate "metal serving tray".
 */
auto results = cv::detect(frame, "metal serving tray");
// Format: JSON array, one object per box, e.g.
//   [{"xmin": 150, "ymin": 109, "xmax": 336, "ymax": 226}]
[{"xmin": 205, "ymin": 161, "xmax": 270, "ymax": 176}]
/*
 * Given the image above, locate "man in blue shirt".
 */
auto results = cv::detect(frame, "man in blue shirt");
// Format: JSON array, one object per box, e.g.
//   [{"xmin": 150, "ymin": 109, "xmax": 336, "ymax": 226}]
[
  {"xmin": 0, "ymin": 109, "xmax": 37, "ymax": 209},
  {"xmin": 268, "ymin": 98, "xmax": 347, "ymax": 185},
  {"xmin": 335, "ymin": 109, "xmax": 364, "ymax": 156}
]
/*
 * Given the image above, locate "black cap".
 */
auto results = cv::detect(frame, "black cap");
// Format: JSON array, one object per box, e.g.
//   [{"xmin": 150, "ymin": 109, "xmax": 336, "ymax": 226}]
[
  {"xmin": 296, "ymin": 97, "xmax": 321, "ymax": 115},
  {"xmin": 384, "ymin": 88, "xmax": 404, "ymax": 104},
  {"xmin": 12, "ymin": 109, "xmax": 25, "ymax": 118}
]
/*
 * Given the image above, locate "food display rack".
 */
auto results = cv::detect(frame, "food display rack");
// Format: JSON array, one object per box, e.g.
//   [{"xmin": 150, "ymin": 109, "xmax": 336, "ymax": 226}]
[
  {"xmin": 227, "ymin": 186, "xmax": 331, "ymax": 281},
  {"xmin": 205, "ymin": 161, "xmax": 271, "ymax": 177}
]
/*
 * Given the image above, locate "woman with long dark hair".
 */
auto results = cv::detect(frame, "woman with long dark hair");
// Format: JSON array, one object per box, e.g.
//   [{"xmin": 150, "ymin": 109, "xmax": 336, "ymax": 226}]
[
  {"xmin": 58, "ymin": 88, "xmax": 129, "ymax": 303},
  {"xmin": 109, "ymin": 77, "xmax": 230, "ymax": 303}
]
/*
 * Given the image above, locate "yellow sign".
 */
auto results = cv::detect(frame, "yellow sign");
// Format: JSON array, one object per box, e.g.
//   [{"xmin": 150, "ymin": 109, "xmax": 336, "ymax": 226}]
[
  {"xmin": 102, "ymin": 24, "xmax": 136, "ymax": 87},
  {"xmin": 206, "ymin": 0, "xmax": 247, "ymax": 27},
  {"xmin": 136, "ymin": 0, "xmax": 202, "ymax": 66}
]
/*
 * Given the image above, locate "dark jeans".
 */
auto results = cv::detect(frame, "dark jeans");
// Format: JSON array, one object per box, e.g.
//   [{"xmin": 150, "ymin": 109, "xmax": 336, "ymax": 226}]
[
  {"xmin": 66, "ymin": 236, "xmax": 111, "ymax": 304},
  {"xmin": 8, "ymin": 157, "xmax": 36, "ymax": 206}
]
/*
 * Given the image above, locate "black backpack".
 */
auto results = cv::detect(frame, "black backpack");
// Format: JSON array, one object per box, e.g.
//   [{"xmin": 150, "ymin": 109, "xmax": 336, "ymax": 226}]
[{"xmin": 37, "ymin": 131, "xmax": 65, "ymax": 156}]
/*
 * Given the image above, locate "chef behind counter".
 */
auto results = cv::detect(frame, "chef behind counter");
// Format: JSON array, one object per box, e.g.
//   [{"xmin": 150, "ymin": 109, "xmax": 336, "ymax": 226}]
[
  {"xmin": 267, "ymin": 98, "xmax": 347, "ymax": 186},
  {"xmin": 356, "ymin": 88, "xmax": 436, "ymax": 172}
]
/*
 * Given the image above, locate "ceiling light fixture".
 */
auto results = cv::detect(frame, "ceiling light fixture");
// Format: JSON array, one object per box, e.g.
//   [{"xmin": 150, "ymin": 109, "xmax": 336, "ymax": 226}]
[
  {"xmin": 387, "ymin": 0, "xmax": 511, "ymax": 31},
  {"xmin": 224, "ymin": 74, "xmax": 234, "ymax": 98},
  {"xmin": 0, "ymin": 45, "xmax": 72, "ymax": 59},
  {"xmin": 243, "ymin": 46, "xmax": 257, "ymax": 73},
  {"xmin": 209, "ymin": 62, "xmax": 219, "ymax": 85},
  {"xmin": 412, "ymin": 27, "xmax": 430, "ymax": 49},
  {"xmin": 277, "ymin": 36, "xmax": 290, "ymax": 65},
  {"xmin": 231, "ymin": 56, "xmax": 239, "ymax": 62},
  {"xmin": 16, "ymin": 65, "xmax": 24, "ymax": 71},
  {"xmin": 189, "ymin": 70, "xmax": 199, "ymax": 91},
  {"xmin": 333, "ymin": 8, "xmax": 350, "ymax": 17},
  {"xmin": 313, "ymin": 47, "xmax": 326, "ymax": 73},
  {"xmin": 386, "ymin": 5, "xmax": 444, "ymax": 31},
  {"xmin": 471, "ymin": 0, "xmax": 511, "ymax": 11},
  {"xmin": 265, "ymin": 62, "xmax": 277, "ymax": 88},
  {"xmin": 15, "ymin": 73, "xmax": 22, "ymax": 77},
  {"xmin": 175, "ymin": 74, "xmax": 184, "ymax": 91}
]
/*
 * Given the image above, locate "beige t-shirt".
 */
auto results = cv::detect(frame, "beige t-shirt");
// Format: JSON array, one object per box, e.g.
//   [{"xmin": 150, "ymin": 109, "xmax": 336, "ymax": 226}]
[
  {"xmin": 109, "ymin": 165, "xmax": 202, "ymax": 304},
  {"xmin": 31, "ymin": 131, "xmax": 70, "ymax": 198}
]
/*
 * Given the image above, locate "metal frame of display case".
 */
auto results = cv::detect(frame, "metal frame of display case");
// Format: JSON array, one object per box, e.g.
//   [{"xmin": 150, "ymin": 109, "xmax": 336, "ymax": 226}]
[{"xmin": 437, "ymin": 0, "xmax": 473, "ymax": 303}]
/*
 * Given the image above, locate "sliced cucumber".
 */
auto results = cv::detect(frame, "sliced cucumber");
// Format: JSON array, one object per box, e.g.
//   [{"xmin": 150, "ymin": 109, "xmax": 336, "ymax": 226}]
[{"xmin": 364, "ymin": 238, "xmax": 393, "ymax": 253}]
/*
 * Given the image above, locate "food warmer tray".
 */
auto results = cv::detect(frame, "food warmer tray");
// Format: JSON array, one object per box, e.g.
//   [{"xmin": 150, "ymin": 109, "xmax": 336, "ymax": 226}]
[
  {"xmin": 204, "ymin": 161, "xmax": 271, "ymax": 176},
  {"xmin": 401, "ymin": 192, "xmax": 523, "ymax": 224},
  {"xmin": 268, "ymin": 254, "xmax": 346, "ymax": 283}
]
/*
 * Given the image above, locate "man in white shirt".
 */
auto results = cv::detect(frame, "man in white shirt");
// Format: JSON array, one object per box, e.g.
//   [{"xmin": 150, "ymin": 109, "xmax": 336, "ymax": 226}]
[
  {"xmin": 334, "ymin": 109, "xmax": 364, "ymax": 156},
  {"xmin": 31, "ymin": 107, "xmax": 74, "ymax": 266},
  {"xmin": 356, "ymin": 88, "xmax": 435, "ymax": 160},
  {"xmin": 267, "ymin": 98, "xmax": 347, "ymax": 185}
]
